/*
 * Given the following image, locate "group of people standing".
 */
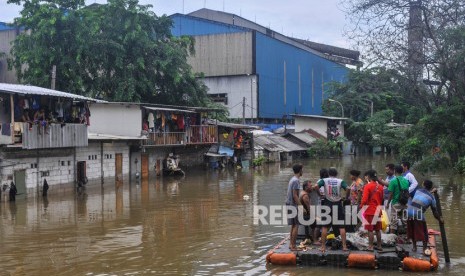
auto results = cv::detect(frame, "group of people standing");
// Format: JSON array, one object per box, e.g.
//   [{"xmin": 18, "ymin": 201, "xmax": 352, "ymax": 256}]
[{"xmin": 286, "ymin": 162, "xmax": 444, "ymax": 254}]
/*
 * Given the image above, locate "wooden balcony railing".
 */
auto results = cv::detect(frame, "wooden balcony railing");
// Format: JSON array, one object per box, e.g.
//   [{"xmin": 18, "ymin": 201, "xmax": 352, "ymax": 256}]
[
  {"xmin": 142, "ymin": 125, "xmax": 218, "ymax": 146},
  {"xmin": 187, "ymin": 125, "xmax": 218, "ymax": 144},
  {"xmin": 7, "ymin": 122, "xmax": 88, "ymax": 149}
]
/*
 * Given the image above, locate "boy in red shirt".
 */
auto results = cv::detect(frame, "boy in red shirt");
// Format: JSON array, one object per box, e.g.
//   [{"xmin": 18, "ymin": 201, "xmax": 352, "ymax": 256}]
[{"xmin": 360, "ymin": 169, "xmax": 385, "ymax": 251}]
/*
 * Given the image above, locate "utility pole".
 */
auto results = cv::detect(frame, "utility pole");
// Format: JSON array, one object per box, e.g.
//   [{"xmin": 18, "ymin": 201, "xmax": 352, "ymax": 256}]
[
  {"xmin": 242, "ymin": 97, "xmax": 246, "ymax": 124},
  {"xmin": 51, "ymin": 65, "xmax": 56, "ymax": 90}
]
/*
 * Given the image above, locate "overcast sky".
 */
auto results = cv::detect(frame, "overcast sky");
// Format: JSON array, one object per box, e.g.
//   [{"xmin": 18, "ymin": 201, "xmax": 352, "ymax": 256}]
[{"xmin": 0, "ymin": 0, "xmax": 352, "ymax": 48}]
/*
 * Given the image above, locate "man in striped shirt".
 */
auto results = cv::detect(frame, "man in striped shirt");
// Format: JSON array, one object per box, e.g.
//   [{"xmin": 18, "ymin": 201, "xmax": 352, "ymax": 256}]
[{"xmin": 406, "ymin": 180, "xmax": 443, "ymax": 253}]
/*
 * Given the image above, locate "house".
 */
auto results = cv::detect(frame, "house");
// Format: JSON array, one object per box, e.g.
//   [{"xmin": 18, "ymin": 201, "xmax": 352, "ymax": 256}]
[
  {"xmin": 170, "ymin": 9, "xmax": 360, "ymax": 122},
  {"xmin": 253, "ymin": 133, "xmax": 307, "ymax": 163},
  {"xmin": 0, "ymin": 83, "xmax": 225, "ymax": 198},
  {"xmin": 293, "ymin": 114, "xmax": 348, "ymax": 140},
  {"xmin": 0, "ymin": 83, "xmax": 95, "ymax": 198},
  {"xmin": 204, "ymin": 120, "xmax": 257, "ymax": 168}
]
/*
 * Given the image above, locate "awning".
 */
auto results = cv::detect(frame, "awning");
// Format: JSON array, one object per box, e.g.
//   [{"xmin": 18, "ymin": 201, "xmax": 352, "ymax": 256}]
[
  {"xmin": 0, "ymin": 83, "xmax": 96, "ymax": 101},
  {"xmin": 143, "ymin": 106, "xmax": 195, "ymax": 113},
  {"xmin": 88, "ymin": 133, "xmax": 147, "ymax": 140}
]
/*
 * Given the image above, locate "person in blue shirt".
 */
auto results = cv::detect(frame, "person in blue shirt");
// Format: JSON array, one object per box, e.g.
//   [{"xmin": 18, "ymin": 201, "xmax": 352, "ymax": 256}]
[{"xmin": 407, "ymin": 179, "xmax": 443, "ymax": 253}]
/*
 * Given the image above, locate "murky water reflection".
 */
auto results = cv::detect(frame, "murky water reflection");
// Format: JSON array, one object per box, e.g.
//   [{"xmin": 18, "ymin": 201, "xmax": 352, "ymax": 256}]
[{"xmin": 0, "ymin": 155, "xmax": 464, "ymax": 275}]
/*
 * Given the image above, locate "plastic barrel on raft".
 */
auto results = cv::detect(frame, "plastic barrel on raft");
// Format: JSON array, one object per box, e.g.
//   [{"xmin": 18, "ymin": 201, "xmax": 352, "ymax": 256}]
[
  {"xmin": 402, "ymin": 257, "xmax": 432, "ymax": 272},
  {"xmin": 266, "ymin": 252, "xmax": 297, "ymax": 265},
  {"xmin": 347, "ymin": 253, "xmax": 377, "ymax": 269}
]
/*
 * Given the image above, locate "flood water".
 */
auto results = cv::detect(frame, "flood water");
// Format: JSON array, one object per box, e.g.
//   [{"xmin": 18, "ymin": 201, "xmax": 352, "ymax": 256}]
[{"xmin": 1, "ymin": 155, "xmax": 464, "ymax": 275}]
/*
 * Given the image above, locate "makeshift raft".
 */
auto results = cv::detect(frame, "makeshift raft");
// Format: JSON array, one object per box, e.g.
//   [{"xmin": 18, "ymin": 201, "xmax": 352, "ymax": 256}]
[{"xmin": 266, "ymin": 229, "xmax": 440, "ymax": 272}]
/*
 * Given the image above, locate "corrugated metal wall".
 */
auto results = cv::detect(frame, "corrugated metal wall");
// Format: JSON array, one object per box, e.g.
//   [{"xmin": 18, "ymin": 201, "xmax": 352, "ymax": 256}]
[
  {"xmin": 255, "ymin": 33, "xmax": 348, "ymax": 119},
  {"xmin": 171, "ymin": 14, "xmax": 349, "ymax": 120},
  {"xmin": 0, "ymin": 29, "xmax": 20, "ymax": 84},
  {"xmin": 187, "ymin": 32, "xmax": 253, "ymax": 77}
]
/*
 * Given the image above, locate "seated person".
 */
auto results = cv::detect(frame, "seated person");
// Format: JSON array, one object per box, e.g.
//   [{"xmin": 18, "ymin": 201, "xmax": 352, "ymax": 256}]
[
  {"xmin": 21, "ymin": 108, "xmax": 33, "ymax": 130},
  {"xmin": 34, "ymin": 108, "xmax": 48, "ymax": 134}
]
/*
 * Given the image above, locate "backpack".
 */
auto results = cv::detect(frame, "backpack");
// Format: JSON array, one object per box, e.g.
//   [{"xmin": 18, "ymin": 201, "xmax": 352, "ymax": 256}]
[{"xmin": 397, "ymin": 178, "xmax": 410, "ymax": 205}]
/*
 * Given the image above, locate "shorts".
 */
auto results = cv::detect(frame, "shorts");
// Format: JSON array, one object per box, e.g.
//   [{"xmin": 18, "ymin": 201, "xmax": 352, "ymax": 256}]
[
  {"xmin": 389, "ymin": 203, "xmax": 406, "ymax": 231},
  {"xmin": 319, "ymin": 199, "xmax": 345, "ymax": 229},
  {"xmin": 364, "ymin": 214, "xmax": 382, "ymax": 231},
  {"xmin": 286, "ymin": 204, "xmax": 300, "ymax": 226}
]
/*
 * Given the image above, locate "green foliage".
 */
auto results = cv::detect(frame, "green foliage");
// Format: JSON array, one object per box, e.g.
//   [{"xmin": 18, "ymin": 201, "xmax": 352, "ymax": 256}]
[
  {"xmin": 454, "ymin": 156, "xmax": 465, "ymax": 174},
  {"xmin": 399, "ymin": 137, "xmax": 426, "ymax": 163},
  {"xmin": 307, "ymin": 138, "xmax": 344, "ymax": 159},
  {"xmin": 8, "ymin": 0, "xmax": 211, "ymax": 106},
  {"xmin": 252, "ymin": 155, "xmax": 266, "ymax": 167},
  {"xmin": 324, "ymin": 68, "xmax": 412, "ymax": 123},
  {"xmin": 414, "ymin": 156, "xmax": 451, "ymax": 174}
]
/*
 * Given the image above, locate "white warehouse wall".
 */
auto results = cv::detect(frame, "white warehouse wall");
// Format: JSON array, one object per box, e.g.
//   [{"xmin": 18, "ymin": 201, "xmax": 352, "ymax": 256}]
[{"xmin": 203, "ymin": 75, "xmax": 257, "ymax": 119}]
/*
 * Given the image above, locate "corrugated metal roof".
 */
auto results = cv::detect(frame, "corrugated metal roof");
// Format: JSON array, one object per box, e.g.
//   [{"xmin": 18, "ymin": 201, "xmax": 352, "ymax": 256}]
[
  {"xmin": 254, "ymin": 135, "xmax": 306, "ymax": 152},
  {"xmin": 288, "ymin": 132, "xmax": 317, "ymax": 146},
  {"xmin": 254, "ymin": 135, "xmax": 288, "ymax": 152},
  {"xmin": 0, "ymin": 83, "xmax": 95, "ymax": 101},
  {"xmin": 144, "ymin": 106, "xmax": 195, "ymax": 113},
  {"xmin": 206, "ymin": 119, "xmax": 259, "ymax": 129},
  {"xmin": 267, "ymin": 135, "xmax": 307, "ymax": 152}
]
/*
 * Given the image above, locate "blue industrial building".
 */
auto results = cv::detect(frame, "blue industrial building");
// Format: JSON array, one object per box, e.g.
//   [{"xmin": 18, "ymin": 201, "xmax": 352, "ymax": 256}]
[{"xmin": 170, "ymin": 9, "xmax": 360, "ymax": 121}]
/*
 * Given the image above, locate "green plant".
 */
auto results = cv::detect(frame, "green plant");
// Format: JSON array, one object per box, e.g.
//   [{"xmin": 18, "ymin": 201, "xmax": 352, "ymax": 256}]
[
  {"xmin": 307, "ymin": 138, "xmax": 344, "ymax": 158},
  {"xmin": 252, "ymin": 155, "xmax": 266, "ymax": 167},
  {"xmin": 454, "ymin": 156, "xmax": 465, "ymax": 174}
]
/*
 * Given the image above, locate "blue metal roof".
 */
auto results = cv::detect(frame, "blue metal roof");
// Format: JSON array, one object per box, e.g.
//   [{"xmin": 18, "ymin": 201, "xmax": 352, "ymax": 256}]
[{"xmin": 0, "ymin": 22, "xmax": 15, "ymax": 31}]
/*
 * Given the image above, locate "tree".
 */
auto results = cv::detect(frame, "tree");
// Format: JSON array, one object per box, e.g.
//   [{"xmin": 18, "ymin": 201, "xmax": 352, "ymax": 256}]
[
  {"xmin": 343, "ymin": 0, "xmax": 465, "ymax": 110},
  {"xmin": 324, "ymin": 67, "xmax": 414, "ymax": 123},
  {"xmin": 7, "ymin": 0, "xmax": 213, "ymax": 107}
]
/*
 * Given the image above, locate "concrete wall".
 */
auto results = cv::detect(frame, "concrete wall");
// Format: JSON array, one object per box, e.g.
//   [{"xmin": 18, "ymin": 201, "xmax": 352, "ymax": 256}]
[
  {"xmin": 188, "ymin": 32, "xmax": 253, "ymax": 77},
  {"xmin": 0, "ymin": 28, "xmax": 19, "ymax": 84},
  {"xmin": 88, "ymin": 103, "xmax": 142, "ymax": 137},
  {"xmin": 203, "ymin": 75, "xmax": 257, "ymax": 119},
  {"xmin": 144, "ymin": 145, "xmax": 211, "ymax": 175},
  {"xmin": 295, "ymin": 117, "xmax": 345, "ymax": 139},
  {"xmin": 295, "ymin": 117, "xmax": 328, "ymax": 138},
  {"xmin": 0, "ymin": 141, "xmax": 130, "ymax": 190}
]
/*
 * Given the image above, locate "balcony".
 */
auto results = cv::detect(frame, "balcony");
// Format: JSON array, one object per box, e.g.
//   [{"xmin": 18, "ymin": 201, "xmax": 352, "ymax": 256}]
[
  {"xmin": 6, "ymin": 122, "xmax": 88, "ymax": 149},
  {"xmin": 142, "ymin": 125, "xmax": 218, "ymax": 146}
]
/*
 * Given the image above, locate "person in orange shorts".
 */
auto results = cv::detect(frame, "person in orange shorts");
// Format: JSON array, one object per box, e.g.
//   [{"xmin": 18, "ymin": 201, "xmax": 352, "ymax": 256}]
[{"xmin": 360, "ymin": 169, "xmax": 385, "ymax": 251}]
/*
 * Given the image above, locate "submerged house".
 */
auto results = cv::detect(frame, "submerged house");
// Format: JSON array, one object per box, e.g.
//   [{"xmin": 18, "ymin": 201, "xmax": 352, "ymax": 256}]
[
  {"xmin": 0, "ymin": 83, "xmax": 226, "ymax": 198},
  {"xmin": 204, "ymin": 120, "xmax": 257, "ymax": 168},
  {"xmin": 0, "ymin": 83, "xmax": 94, "ymax": 199}
]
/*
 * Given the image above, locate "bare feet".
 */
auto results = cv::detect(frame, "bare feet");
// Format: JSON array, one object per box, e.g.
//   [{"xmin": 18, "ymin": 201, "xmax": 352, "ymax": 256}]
[
  {"xmin": 376, "ymin": 247, "xmax": 383, "ymax": 251},
  {"xmin": 319, "ymin": 247, "xmax": 326, "ymax": 253},
  {"xmin": 342, "ymin": 247, "xmax": 349, "ymax": 251},
  {"xmin": 289, "ymin": 246, "xmax": 303, "ymax": 251}
]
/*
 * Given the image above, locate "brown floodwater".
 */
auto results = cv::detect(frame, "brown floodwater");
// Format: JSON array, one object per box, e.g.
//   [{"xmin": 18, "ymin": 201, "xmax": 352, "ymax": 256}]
[{"xmin": 0, "ymin": 155, "xmax": 464, "ymax": 275}]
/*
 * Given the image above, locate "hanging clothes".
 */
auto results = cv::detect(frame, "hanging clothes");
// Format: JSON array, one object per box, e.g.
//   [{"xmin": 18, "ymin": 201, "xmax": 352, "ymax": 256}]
[
  {"xmin": 148, "ymin": 112, "xmax": 155, "ymax": 129},
  {"xmin": 176, "ymin": 115, "xmax": 185, "ymax": 130},
  {"xmin": 161, "ymin": 112, "xmax": 165, "ymax": 128},
  {"xmin": 55, "ymin": 99, "xmax": 64, "ymax": 118}
]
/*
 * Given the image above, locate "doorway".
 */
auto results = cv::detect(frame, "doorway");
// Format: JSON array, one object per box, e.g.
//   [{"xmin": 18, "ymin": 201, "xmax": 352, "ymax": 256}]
[
  {"xmin": 141, "ymin": 153, "xmax": 149, "ymax": 179},
  {"xmin": 77, "ymin": 161, "xmax": 87, "ymax": 186},
  {"xmin": 13, "ymin": 170, "xmax": 26, "ymax": 200},
  {"xmin": 115, "ymin": 153, "xmax": 123, "ymax": 189}
]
